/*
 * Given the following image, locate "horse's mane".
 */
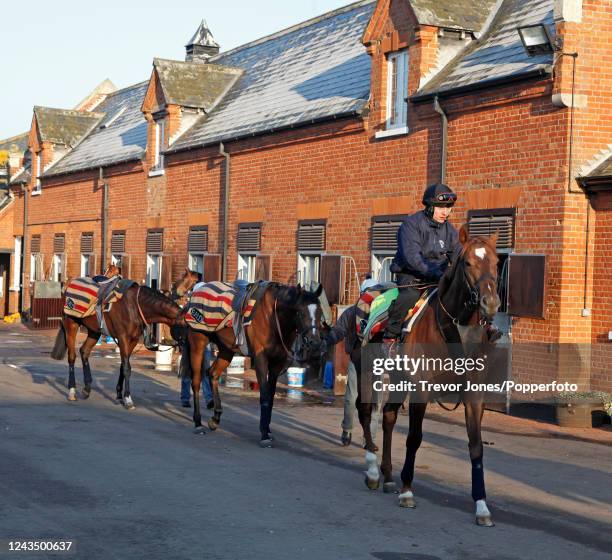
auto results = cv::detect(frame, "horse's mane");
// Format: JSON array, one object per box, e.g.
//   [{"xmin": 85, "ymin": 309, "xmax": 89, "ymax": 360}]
[{"xmin": 138, "ymin": 285, "xmax": 181, "ymax": 310}]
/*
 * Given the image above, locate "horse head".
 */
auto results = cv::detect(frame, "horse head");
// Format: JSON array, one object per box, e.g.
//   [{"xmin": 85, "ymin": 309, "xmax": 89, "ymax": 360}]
[
  {"xmin": 452, "ymin": 225, "xmax": 501, "ymax": 321},
  {"xmin": 172, "ymin": 268, "xmax": 202, "ymax": 299},
  {"xmin": 281, "ymin": 283, "xmax": 325, "ymax": 360},
  {"xmin": 103, "ymin": 264, "xmax": 121, "ymax": 278}
]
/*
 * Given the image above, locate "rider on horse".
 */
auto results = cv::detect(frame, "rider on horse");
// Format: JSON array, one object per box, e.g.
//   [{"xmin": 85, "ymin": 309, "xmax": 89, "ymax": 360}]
[{"xmin": 382, "ymin": 183, "xmax": 500, "ymax": 357}]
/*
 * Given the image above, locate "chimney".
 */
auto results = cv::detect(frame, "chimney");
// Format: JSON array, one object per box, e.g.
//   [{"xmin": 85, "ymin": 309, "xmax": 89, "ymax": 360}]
[{"xmin": 185, "ymin": 20, "xmax": 220, "ymax": 62}]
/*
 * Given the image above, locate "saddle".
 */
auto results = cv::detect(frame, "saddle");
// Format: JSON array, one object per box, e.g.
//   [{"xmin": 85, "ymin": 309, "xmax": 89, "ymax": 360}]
[
  {"xmin": 95, "ymin": 278, "xmax": 135, "ymax": 337},
  {"xmin": 231, "ymin": 280, "xmax": 263, "ymax": 354}
]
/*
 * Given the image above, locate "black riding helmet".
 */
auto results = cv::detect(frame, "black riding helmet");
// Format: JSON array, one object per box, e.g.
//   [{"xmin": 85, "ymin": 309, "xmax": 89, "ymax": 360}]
[{"xmin": 422, "ymin": 183, "xmax": 457, "ymax": 217}]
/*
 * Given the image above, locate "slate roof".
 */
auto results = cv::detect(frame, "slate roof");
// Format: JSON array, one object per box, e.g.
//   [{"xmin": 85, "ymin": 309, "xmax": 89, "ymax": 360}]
[
  {"xmin": 34, "ymin": 107, "xmax": 103, "ymax": 146},
  {"xmin": 45, "ymin": 81, "xmax": 149, "ymax": 176},
  {"xmin": 0, "ymin": 132, "xmax": 28, "ymax": 154},
  {"xmin": 588, "ymin": 155, "xmax": 612, "ymax": 178},
  {"xmin": 152, "ymin": 58, "xmax": 243, "ymax": 111},
  {"xmin": 169, "ymin": 0, "xmax": 375, "ymax": 152},
  {"xmin": 416, "ymin": 0, "xmax": 554, "ymax": 97},
  {"xmin": 9, "ymin": 168, "xmax": 30, "ymax": 185},
  {"xmin": 410, "ymin": 0, "xmax": 499, "ymax": 32}
]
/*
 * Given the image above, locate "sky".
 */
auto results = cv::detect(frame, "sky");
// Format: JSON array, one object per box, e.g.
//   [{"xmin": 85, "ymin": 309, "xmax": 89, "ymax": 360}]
[{"xmin": 0, "ymin": 0, "xmax": 356, "ymax": 140}]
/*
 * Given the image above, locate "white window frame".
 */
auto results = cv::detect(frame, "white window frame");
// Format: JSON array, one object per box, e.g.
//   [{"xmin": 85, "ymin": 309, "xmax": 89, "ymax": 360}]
[
  {"xmin": 146, "ymin": 253, "xmax": 162, "ymax": 290},
  {"xmin": 52, "ymin": 253, "xmax": 64, "ymax": 283},
  {"xmin": 33, "ymin": 152, "xmax": 42, "ymax": 195},
  {"xmin": 237, "ymin": 254, "xmax": 256, "ymax": 282},
  {"xmin": 11, "ymin": 236, "xmax": 22, "ymax": 290},
  {"xmin": 188, "ymin": 253, "xmax": 204, "ymax": 275},
  {"xmin": 371, "ymin": 253, "xmax": 394, "ymax": 283},
  {"xmin": 150, "ymin": 119, "xmax": 165, "ymax": 175},
  {"xmin": 386, "ymin": 50, "xmax": 408, "ymax": 131},
  {"xmin": 80, "ymin": 253, "xmax": 93, "ymax": 277},
  {"xmin": 297, "ymin": 253, "xmax": 320, "ymax": 290}
]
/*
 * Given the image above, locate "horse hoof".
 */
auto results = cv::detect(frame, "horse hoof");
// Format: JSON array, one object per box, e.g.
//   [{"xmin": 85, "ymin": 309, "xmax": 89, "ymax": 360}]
[
  {"xmin": 398, "ymin": 491, "xmax": 416, "ymax": 508},
  {"xmin": 68, "ymin": 388, "xmax": 77, "ymax": 402},
  {"xmin": 207, "ymin": 418, "xmax": 219, "ymax": 431},
  {"xmin": 81, "ymin": 385, "xmax": 91, "ymax": 400},
  {"xmin": 123, "ymin": 397, "xmax": 135, "ymax": 410},
  {"xmin": 476, "ymin": 515, "xmax": 495, "ymax": 527},
  {"xmin": 364, "ymin": 476, "xmax": 380, "ymax": 491},
  {"xmin": 193, "ymin": 426, "xmax": 207, "ymax": 435},
  {"xmin": 383, "ymin": 482, "xmax": 397, "ymax": 494},
  {"xmin": 259, "ymin": 438, "xmax": 274, "ymax": 448}
]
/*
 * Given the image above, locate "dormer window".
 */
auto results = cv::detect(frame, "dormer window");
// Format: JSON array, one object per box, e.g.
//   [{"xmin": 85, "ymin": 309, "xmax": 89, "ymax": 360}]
[
  {"xmin": 386, "ymin": 50, "xmax": 408, "ymax": 131},
  {"xmin": 33, "ymin": 152, "xmax": 42, "ymax": 195},
  {"xmin": 150, "ymin": 119, "xmax": 165, "ymax": 175}
]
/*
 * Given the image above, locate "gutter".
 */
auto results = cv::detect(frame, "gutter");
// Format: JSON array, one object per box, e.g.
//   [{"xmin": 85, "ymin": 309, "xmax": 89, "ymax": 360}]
[
  {"xmin": 100, "ymin": 167, "xmax": 109, "ymax": 274},
  {"xmin": 433, "ymin": 96, "xmax": 448, "ymax": 183},
  {"xmin": 21, "ymin": 185, "xmax": 29, "ymax": 313},
  {"xmin": 411, "ymin": 67, "xmax": 552, "ymax": 103},
  {"xmin": 219, "ymin": 142, "xmax": 230, "ymax": 282}
]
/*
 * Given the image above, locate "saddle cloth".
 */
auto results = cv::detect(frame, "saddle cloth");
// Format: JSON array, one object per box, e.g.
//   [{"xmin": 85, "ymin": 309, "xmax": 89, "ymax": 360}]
[
  {"xmin": 63, "ymin": 276, "xmax": 131, "ymax": 319},
  {"xmin": 185, "ymin": 281, "xmax": 256, "ymax": 335},
  {"xmin": 356, "ymin": 287, "xmax": 437, "ymax": 345}
]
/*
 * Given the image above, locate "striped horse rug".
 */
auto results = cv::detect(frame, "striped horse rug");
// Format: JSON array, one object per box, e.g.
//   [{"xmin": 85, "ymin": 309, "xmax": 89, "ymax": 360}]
[
  {"xmin": 63, "ymin": 277, "xmax": 130, "ymax": 319},
  {"xmin": 185, "ymin": 281, "xmax": 256, "ymax": 333}
]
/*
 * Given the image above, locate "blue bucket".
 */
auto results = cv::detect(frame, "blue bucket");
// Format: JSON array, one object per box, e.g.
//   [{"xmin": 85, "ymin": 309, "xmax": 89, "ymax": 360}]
[{"xmin": 323, "ymin": 361, "xmax": 334, "ymax": 389}]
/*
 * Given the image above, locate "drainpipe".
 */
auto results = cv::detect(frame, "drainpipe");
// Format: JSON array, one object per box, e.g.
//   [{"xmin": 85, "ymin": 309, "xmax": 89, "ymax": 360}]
[
  {"xmin": 219, "ymin": 142, "xmax": 230, "ymax": 282},
  {"xmin": 433, "ymin": 95, "xmax": 448, "ymax": 183},
  {"xmin": 100, "ymin": 167, "xmax": 108, "ymax": 274},
  {"xmin": 21, "ymin": 185, "xmax": 29, "ymax": 313}
]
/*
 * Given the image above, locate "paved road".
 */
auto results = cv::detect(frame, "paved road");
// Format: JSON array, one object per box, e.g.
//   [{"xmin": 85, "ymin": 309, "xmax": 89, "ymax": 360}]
[{"xmin": 1, "ymin": 324, "xmax": 611, "ymax": 560}]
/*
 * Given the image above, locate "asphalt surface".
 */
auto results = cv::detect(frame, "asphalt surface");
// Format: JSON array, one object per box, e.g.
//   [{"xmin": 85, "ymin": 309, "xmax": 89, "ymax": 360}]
[{"xmin": 1, "ymin": 324, "xmax": 611, "ymax": 560}]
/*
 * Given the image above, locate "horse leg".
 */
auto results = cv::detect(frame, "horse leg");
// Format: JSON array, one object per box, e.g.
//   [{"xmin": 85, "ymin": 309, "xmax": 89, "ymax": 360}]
[
  {"xmin": 380, "ymin": 401, "xmax": 401, "ymax": 493},
  {"xmin": 264, "ymin": 361, "xmax": 285, "ymax": 442},
  {"xmin": 465, "ymin": 399, "xmax": 494, "ymax": 527},
  {"xmin": 253, "ymin": 354, "xmax": 274, "ymax": 447},
  {"xmin": 189, "ymin": 332, "xmax": 207, "ymax": 434},
  {"xmin": 399, "ymin": 401, "xmax": 427, "ymax": 508},
  {"xmin": 116, "ymin": 366, "xmax": 125, "ymax": 402},
  {"xmin": 120, "ymin": 338, "xmax": 138, "ymax": 410},
  {"xmin": 65, "ymin": 320, "xmax": 79, "ymax": 401},
  {"xmin": 79, "ymin": 330, "xmax": 99, "ymax": 399},
  {"xmin": 207, "ymin": 345, "xmax": 232, "ymax": 431}
]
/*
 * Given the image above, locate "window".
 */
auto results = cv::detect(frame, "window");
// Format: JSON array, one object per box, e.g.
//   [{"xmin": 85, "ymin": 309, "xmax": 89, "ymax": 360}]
[
  {"xmin": 33, "ymin": 152, "xmax": 42, "ymax": 195},
  {"xmin": 371, "ymin": 216, "xmax": 404, "ymax": 281},
  {"xmin": 30, "ymin": 235, "xmax": 42, "ymax": 282},
  {"xmin": 297, "ymin": 221, "xmax": 325, "ymax": 289},
  {"xmin": 188, "ymin": 226, "xmax": 208, "ymax": 275},
  {"xmin": 237, "ymin": 224, "xmax": 261, "ymax": 282},
  {"xmin": 386, "ymin": 50, "xmax": 408, "ymax": 130},
  {"xmin": 110, "ymin": 230, "xmax": 127, "ymax": 275},
  {"xmin": 80, "ymin": 232, "xmax": 94, "ymax": 277},
  {"xmin": 146, "ymin": 229, "xmax": 163, "ymax": 290},
  {"xmin": 12, "ymin": 236, "xmax": 22, "ymax": 290},
  {"xmin": 52, "ymin": 234, "xmax": 66, "ymax": 283},
  {"xmin": 152, "ymin": 119, "xmax": 165, "ymax": 172}
]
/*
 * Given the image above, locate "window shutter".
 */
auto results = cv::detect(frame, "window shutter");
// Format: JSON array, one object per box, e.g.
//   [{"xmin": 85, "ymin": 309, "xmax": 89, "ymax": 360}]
[
  {"xmin": 371, "ymin": 217, "xmax": 403, "ymax": 252},
  {"xmin": 255, "ymin": 255, "xmax": 271, "ymax": 280},
  {"xmin": 203, "ymin": 254, "xmax": 221, "ymax": 282},
  {"xmin": 237, "ymin": 224, "xmax": 261, "ymax": 253},
  {"xmin": 146, "ymin": 229, "xmax": 163, "ymax": 253},
  {"xmin": 297, "ymin": 222, "xmax": 325, "ymax": 252},
  {"xmin": 31, "ymin": 235, "xmax": 41, "ymax": 254},
  {"xmin": 53, "ymin": 234, "xmax": 65, "ymax": 254},
  {"xmin": 111, "ymin": 231, "xmax": 125, "ymax": 254},
  {"xmin": 188, "ymin": 226, "xmax": 208, "ymax": 253},
  {"xmin": 507, "ymin": 254, "xmax": 546, "ymax": 318},
  {"xmin": 468, "ymin": 210, "xmax": 515, "ymax": 250},
  {"xmin": 81, "ymin": 232, "xmax": 94, "ymax": 254}
]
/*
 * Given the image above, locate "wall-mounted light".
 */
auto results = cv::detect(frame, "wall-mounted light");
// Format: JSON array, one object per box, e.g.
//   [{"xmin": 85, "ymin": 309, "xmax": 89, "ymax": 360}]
[{"xmin": 517, "ymin": 24, "xmax": 557, "ymax": 56}]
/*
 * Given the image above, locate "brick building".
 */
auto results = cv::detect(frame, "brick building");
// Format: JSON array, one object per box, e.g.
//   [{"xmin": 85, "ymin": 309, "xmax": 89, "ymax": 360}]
[{"xmin": 1, "ymin": 0, "xmax": 610, "ymax": 392}]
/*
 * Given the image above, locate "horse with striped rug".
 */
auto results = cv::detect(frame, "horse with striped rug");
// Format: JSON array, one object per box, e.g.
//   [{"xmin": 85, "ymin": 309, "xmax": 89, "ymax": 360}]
[{"xmin": 181, "ymin": 281, "xmax": 326, "ymax": 446}]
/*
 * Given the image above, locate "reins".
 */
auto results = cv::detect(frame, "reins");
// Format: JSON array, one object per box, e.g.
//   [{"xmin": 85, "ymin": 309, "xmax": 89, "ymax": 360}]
[{"xmin": 273, "ymin": 297, "xmax": 300, "ymax": 361}]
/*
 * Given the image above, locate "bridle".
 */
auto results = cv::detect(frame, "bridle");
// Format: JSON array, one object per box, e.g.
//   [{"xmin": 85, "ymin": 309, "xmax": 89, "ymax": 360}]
[{"xmin": 273, "ymin": 297, "xmax": 320, "ymax": 362}]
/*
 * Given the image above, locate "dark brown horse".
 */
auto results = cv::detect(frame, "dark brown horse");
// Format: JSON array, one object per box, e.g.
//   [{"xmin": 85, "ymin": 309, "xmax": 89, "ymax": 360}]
[
  {"xmin": 356, "ymin": 225, "xmax": 501, "ymax": 526},
  {"xmin": 50, "ymin": 281, "xmax": 186, "ymax": 409},
  {"xmin": 182, "ymin": 282, "xmax": 325, "ymax": 445}
]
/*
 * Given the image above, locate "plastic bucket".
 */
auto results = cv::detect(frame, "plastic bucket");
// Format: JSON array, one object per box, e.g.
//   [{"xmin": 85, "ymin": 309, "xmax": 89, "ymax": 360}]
[
  {"xmin": 226, "ymin": 356, "xmax": 245, "ymax": 376},
  {"xmin": 287, "ymin": 367, "xmax": 306, "ymax": 387},
  {"xmin": 155, "ymin": 345, "xmax": 174, "ymax": 371}
]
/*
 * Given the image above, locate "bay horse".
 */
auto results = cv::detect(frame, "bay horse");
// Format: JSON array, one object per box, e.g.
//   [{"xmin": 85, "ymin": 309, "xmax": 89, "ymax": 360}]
[
  {"xmin": 50, "ymin": 280, "xmax": 186, "ymax": 409},
  {"xmin": 182, "ymin": 282, "xmax": 325, "ymax": 446},
  {"xmin": 356, "ymin": 225, "xmax": 501, "ymax": 526}
]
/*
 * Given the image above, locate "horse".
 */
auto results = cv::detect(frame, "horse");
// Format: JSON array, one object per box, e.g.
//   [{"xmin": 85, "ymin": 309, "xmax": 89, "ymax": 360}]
[
  {"xmin": 50, "ymin": 279, "xmax": 186, "ymax": 409},
  {"xmin": 181, "ymin": 282, "xmax": 326, "ymax": 446},
  {"xmin": 171, "ymin": 268, "xmax": 202, "ymax": 303},
  {"xmin": 354, "ymin": 225, "xmax": 501, "ymax": 526}
]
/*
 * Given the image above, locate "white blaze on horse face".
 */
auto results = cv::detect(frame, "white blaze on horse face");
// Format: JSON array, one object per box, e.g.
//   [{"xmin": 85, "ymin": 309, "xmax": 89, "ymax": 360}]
[
  {"xmin": 475, "ymin": 247, "xmax": 486, "ymax": 260},
  {"xmin": 307, "ymin": 304, "xmax": 317, "ymax": 335}
]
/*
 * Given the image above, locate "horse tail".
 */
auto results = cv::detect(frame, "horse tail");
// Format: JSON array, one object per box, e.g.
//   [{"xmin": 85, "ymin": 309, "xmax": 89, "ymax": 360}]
[
  {"xmin": 50, "ymin": 321, "xmax": 67, "ymax": 360},
  {"xmin": 179, "ymin": 338, "xmax": 192, "ymax": 380}
]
